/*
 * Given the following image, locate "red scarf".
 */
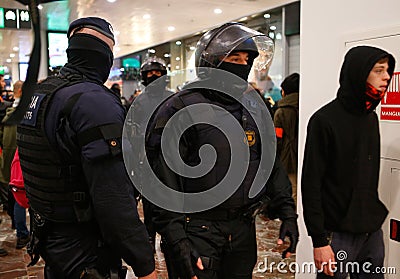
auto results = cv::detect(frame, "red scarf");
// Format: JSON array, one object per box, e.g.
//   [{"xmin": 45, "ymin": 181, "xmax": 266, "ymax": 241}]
[{"xmin": 365, "ymin": 82, "xmax": 386, "ymax": 111}]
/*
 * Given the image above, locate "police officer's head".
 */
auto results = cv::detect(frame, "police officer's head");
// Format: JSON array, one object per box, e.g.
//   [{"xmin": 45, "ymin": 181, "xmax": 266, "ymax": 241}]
[
  {"xmin": 195, "ymin": 23, "xmax": 274, "ymax": 81},
  {"xmin": 140, "ymin": 57, "xmax": 168, "ymax": 86},
  {"xmin": 66, "ymin": 17, "xmax": 115, "ymax": 83}
]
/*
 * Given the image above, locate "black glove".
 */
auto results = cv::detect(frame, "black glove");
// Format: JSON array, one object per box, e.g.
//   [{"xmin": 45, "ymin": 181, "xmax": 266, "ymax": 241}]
[
  {"xmin": 172, "ymin": 238, "xmax": 199, "ymax": 279},
  {"xmin": 278, "ymin": 218, "xmax": 299, "ymax": 258}
]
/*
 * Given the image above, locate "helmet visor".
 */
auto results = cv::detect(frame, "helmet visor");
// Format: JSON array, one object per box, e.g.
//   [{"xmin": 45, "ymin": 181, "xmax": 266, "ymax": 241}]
[{"xmin": 202, "ymin": 24, "xmax": 274, "ymax": 71}]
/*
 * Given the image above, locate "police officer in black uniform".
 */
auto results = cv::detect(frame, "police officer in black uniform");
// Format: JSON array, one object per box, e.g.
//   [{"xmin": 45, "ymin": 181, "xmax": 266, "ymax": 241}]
[
  {"xmin": 145, "ymin": 23, "xmax": 299, "ymax": 279},
  {"xmin": 17, "ymin": 17, "xmax": 156, "ymax": 279},
  {"xmin": 128, "ymin": 57, "xmax": 173, "ymax": 251}
]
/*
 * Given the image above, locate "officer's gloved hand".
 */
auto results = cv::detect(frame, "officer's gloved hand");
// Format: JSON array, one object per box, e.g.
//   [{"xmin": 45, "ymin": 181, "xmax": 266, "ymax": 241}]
[
  {"xmin": 278, "ymin": 218, "xmax": 299, "ymax": 258},
  {"xmin": 172, "ymin": 238, "xmax": 201, "ymax": 278}
]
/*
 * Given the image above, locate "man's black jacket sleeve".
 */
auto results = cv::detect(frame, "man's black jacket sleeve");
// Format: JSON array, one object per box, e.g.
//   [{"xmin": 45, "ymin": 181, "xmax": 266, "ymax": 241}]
[{"xmin": 265, "ymin": 158, "xmax": 297, "ymax": 221}]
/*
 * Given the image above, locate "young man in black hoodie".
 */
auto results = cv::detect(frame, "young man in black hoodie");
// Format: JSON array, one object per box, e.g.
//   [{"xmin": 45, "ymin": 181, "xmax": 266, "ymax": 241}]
[{"xmin": 302, "ymin": 46, "xmax": 395, "ymax": 278}]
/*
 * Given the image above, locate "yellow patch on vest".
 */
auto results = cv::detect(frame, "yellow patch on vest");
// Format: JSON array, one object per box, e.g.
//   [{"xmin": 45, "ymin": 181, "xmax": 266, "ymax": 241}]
[{"xmin": 244, "ymin": 130, "xmax": 256, "ymax": 147}]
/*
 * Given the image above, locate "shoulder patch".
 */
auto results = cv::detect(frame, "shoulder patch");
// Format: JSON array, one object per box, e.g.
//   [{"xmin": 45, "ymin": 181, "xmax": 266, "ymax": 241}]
[{"xmin": 20, "ymin": 93, "xmax": 46, "ymax": 127}]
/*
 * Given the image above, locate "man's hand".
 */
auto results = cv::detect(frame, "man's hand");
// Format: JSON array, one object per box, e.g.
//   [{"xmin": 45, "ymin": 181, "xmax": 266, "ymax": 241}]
[
  {"xmin": 313, "ymin": 245, "xmax": 336, "ymax": 276},
  {"xmin": 277, "ymin": 218, "xmax": 299, "ymax": 258},
  {"xmin": 139, "ymin": 270, "xmax": 157, "ymax": 279},
  {"xmin": 172, "ymin": 238, "xmax": 204, "ymax": 279}
]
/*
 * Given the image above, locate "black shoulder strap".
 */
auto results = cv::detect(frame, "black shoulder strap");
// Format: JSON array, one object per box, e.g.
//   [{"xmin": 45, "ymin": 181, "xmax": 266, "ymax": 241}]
[{"xmin": 60, "ymin": 93, "xmax": 84, "ymax": 120}]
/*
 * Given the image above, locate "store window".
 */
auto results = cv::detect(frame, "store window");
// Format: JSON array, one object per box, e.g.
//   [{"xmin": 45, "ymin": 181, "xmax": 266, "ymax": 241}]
[{"xmin": 116, "ymin": 1, "xmax": 300, "ymax": 98}]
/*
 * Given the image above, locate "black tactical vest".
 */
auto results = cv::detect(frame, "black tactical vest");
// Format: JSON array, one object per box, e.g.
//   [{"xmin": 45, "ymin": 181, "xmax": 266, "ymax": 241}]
[
  {"xmin": 176, "ymin": 90, "xmax": 268, "ymax": 208},
  {"xmin": 17, "ymin": 75, "xmax": 91, "ymax": 223}
]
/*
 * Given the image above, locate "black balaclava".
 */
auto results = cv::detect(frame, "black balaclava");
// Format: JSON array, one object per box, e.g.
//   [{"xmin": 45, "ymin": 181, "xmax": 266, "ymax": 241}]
[
  {"xmin": 66, "ymin": 33, "xmax": 113, "ymax": 84},
  {"xmin": 218, "ymin": 62, "xmax": 252, "ymax": 81},
  {"xmin": 145, "ymin": 74, "xmax": 162, "ymax": 87},
  {"xmin": 214, "ymin": 50, "xmax": 258, "ymax": 98},
  {"xmin": 337, "ymin": 46, "xmax": 395, "ymax": 114}
]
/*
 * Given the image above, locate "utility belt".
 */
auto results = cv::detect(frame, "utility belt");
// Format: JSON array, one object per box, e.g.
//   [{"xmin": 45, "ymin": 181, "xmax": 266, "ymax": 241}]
[
  {"xmin": 188, "ymin": 207, "xmax": 246, "ymax": 221},
  {"xmin": 187, "ymin": 199, "xmax": 269, "ymax": 223}
]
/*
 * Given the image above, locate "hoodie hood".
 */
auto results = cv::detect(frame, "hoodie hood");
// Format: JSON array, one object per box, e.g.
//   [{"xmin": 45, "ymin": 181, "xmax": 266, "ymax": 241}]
[
  {"xmin": 278, "ymin": 92, "xmax": 298, "ymax": 109},
  {"xmin": 337, "ymin": 46, "xmax": 395, "ymax": 114}
]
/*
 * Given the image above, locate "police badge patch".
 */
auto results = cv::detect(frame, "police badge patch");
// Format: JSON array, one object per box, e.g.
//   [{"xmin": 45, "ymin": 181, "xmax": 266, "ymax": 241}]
[{"xmin": 244, "ymin": 130, "xmax": 256, "ymax": 146}]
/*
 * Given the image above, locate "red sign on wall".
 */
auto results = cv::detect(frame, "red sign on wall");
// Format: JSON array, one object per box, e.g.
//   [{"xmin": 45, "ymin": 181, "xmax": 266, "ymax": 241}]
[{"xmin": 381, "ymin": 72, "xmax": 400, "ymax": 121}]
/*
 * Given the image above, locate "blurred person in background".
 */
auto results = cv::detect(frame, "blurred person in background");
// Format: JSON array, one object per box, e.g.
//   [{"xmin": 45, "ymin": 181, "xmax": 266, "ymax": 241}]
[{"xmin": 274, "ymin": 73, "xmax": 299, "ymax": 202}]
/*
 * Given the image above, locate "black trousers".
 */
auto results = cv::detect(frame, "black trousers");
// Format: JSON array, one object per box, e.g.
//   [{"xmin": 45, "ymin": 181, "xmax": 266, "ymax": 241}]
[
  {"xmin": 41, "ymin": 222, "xmax": 121, "ymax": 279},
  {"xmin": 176, "ymin": 216, "xmax": 257, "ymax": 279},
  {"xmin": 317, "ymin": 229, "xmax": 384, "ymax": 279}
]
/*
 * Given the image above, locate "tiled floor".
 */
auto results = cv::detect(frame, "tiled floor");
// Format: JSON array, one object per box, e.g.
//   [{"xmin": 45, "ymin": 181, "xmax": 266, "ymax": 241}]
[{"xmin": 0, "ymin": 205, "xmax": 295, "ymax": 279}]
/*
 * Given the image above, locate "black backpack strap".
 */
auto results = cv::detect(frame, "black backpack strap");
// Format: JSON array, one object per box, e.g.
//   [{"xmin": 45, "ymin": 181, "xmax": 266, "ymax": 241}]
[{"xmin": 60, "ymin": 93, "xmax": 84, "ymax": 120}]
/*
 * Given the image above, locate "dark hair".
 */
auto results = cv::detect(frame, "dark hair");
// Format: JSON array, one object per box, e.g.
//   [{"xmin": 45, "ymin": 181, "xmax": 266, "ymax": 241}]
[
  {"xmin": 281, "ymin": 73, "xmax": 300, "ymax": 95},
  {"xmin": 110, "ymin": 83, "xmax": 121, "ymax": 95}
]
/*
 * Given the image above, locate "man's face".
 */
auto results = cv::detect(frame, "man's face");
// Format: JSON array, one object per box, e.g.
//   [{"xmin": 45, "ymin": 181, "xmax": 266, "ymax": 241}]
[
  {"xmin": 367, "ymin": 61, "xmax": 390, "ymax": 92},
  {"xmin": 147, "ymin": 70, "xmax": 162, "ymax": 78},
  {"xmin": 0, "ymin": 77, "xmax": 5, "ymax": 90},
  {"xmin": 222, "ymin": 51, "xmax": 249, "ymax": 65}
]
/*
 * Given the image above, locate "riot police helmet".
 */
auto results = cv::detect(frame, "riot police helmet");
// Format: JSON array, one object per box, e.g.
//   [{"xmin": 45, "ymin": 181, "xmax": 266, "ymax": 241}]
[
  {"xmin": 194, "ymin": 22, "xmax": 274, "ymax": 78},
  {"xmin": 140, "ymin": 57, "xmax": 168, "ymax": 86}
]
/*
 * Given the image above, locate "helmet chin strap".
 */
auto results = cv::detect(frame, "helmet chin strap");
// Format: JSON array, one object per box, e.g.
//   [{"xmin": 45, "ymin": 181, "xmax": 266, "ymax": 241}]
[{"xmin": 4, "ymin": 0, "xmax": 45, "ymax": 125}]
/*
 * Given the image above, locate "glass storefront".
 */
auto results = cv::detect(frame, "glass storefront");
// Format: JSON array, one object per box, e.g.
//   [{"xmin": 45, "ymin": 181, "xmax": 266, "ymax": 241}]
[{"xmin": 114, "ymin": 2, "xmax": 300, "ymax": 102}]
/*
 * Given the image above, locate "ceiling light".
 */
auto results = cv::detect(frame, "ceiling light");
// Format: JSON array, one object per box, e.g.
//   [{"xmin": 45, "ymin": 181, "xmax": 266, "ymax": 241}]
[
  {"xmin": 175, "ymin": 41, "xmax": 182, "ymax": 46},
  {"xmin": 107, "ymin": 0, "xmax": 117, "ymax": 3},
  {"xmin": 143, "ymin": 14, "xmax": 151, "ymax": 19},
  {"xmin": 148, "ymin": 49, "xmax": 156, "ymax": 53},
  {"xmin": 239, "ymin": 17, "xmax": 248, "ymax": 21},
  {"xmin": 164, "ymin": 53, "xmax": 170, "ymax": 58},
  {"xmin": 13, "ymin": 47, "xmax": 19, "ymax": 51},
  {"xmin": 270, "ymin": 25, "xmax": 277, "ymax": 31},
  {"xmin": 175, "ymin": 66, "xmax": 180, "ymax": 69},
  {"xmin": 10, "ymin": 54, "xmax": 15, "ymax": 58},
  {"xmin": 168, "ymin": 26, "xmax": 175, "ymax": 32},
  {"xmin": 264, "ymin": 13, "xmax": 270, "ymax": 19},
  {"xmin": 37, "ymin": 4, "xmax": 43, "ymax": 9},
  {"xmin": 189, "ymin": 46, "xmax": 196, "ymax": 51},
  {"xmin": 276, "ymin": 33, "xmax": 282, "ymax": 40},
  {"xmin": 6, "ymin": 59, "xmax": 11, "ymax": 63},
  {"xmin": 175, "ymin": 57, "xmax": 180, "ymax": 61},
  {"xmin": 268, "ymin": 32, "xmax": 275, "ymax": 39},
  {"xmin": 114, "ymin": 46, "xmax": 121, "ymax": 52},
  {"xmin": 214, "ymin": 8, "xmax": 222, "ymax": 14}
]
